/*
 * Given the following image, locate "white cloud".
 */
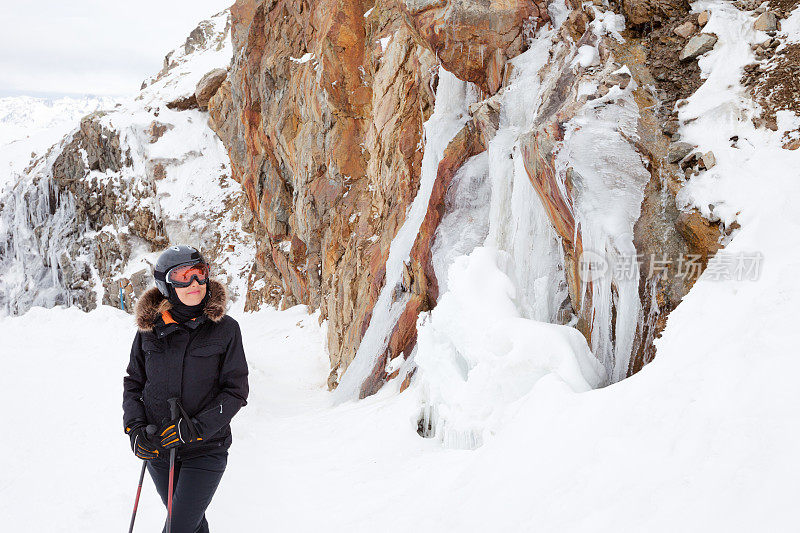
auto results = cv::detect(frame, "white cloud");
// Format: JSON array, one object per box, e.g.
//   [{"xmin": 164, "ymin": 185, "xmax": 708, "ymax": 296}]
[{"xmin": 0, "ymin": 0, "xmax": 232, "ymax": 96}]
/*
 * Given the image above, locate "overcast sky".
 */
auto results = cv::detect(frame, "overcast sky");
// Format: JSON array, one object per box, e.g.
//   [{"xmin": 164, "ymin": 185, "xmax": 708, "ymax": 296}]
[{"xmin": 0, "ymin": 1, "xmax": 233, "ymax": 98}]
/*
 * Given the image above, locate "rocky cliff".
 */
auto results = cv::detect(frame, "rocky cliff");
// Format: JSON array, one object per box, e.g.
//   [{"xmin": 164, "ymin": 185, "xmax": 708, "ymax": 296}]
[{"xmin": 204, "ymin": 0, "xmax": 768, "ymax": 397}]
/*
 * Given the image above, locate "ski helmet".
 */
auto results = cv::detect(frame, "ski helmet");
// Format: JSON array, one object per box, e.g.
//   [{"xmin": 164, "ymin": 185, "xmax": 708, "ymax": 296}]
[{"xmin": 153, "ymin": 245, "xmax": 207, "ymax": 298}]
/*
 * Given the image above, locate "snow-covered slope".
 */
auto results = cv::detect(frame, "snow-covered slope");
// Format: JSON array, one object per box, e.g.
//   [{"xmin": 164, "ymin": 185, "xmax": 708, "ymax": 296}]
[
  {"xmin": 0, "ymin": 251, "xmax": 796, "ymax": 532},
  {"xmin": 0, "ymin": 95, "xmax": 120, "ymax": 192},
  {"xmin": 138, "ymin": 9, "xmax": 231, "ymax": 103}
]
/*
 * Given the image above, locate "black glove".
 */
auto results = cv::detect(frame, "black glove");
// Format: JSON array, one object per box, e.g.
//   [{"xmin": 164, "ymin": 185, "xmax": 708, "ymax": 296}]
[
  {"xmin": 126, "ymin": 424, "xmax": 161, "ymax": 460},
  {"xmin": 157, "ymin": 417, "xmax": 202, "ymax": 449}
]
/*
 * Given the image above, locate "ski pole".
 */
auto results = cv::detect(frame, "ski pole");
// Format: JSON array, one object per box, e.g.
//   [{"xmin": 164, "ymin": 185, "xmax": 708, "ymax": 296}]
[
  {"xmin": 166, "ymin": 398, "xmax": 180, "ymax": 533},
  {"xmin": 128, "ymin": 424, "xmax": 157, "ymax": 533}
]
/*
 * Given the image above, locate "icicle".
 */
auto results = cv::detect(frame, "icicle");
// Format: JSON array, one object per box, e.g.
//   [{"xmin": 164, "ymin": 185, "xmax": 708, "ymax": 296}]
[
  {"xmin": 0, "ymin": 132, "xmax": 90, "ymax": 317},
  {"xmin": 556, "ymin": 89, "xmax": 650, "ymax": 383}
]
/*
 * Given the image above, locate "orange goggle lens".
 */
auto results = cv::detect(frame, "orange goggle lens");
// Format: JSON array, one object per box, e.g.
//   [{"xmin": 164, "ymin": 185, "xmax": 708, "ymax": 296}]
[{"xmin": 167, "ymin": 263, "xmax": 210, "ymax": 286}]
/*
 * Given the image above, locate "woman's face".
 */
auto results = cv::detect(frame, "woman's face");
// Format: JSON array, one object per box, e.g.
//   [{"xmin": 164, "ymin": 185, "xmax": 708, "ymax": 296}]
[{"xmin": 175, "ymin": 279, "xmax": 206, "ymax": 306}]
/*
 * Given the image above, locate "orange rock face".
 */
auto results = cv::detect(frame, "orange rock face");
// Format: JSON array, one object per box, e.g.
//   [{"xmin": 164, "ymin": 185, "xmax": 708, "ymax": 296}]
[
  {"xmin": 400, "ymin": 0, "xmax": 549, "ymax": 94},
  {"xmin": 210, "ymin": 0, "xmax": 441, "ymax": 380}
]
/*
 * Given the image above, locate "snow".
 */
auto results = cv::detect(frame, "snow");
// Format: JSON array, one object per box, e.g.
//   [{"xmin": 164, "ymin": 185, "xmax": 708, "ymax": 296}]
[
  {"xmin": 290, "ymin": 53, "xmax": 314, "ymax": 64},
  {"xmin": 277, "ymin": 240, "xmax": 292, "ymax": 253},
  {"xmin": 780, "ymin": 6, "xmax": 800, "ymax": 42},
  {"xmin": 415, "ymin": 246, "xmax": 605, "ymax": 449},
  {"xmin": 572, "ymin": 44, "xmax": 600, "ymax": 67},
  {"xmin": 547, "ymin": 0, "xmax": 571, "ymax": 29},
  {"xmin": 577, "ymin": 79, "xmax": 599, "ymax": 97},
  {"xmin": 677, "ymin": 1, "xmax": 800, "ymax": 231},
  {"xmin": 0, "ymin": 267, "xmax": 797, "ymax": 531},
  {"xmin": 1, "ymin": 0, "xmax": 799, "ymax": 530},
  {"xmin": 589, "ymin": 6, "xmax": 625, "ymax": 42}
]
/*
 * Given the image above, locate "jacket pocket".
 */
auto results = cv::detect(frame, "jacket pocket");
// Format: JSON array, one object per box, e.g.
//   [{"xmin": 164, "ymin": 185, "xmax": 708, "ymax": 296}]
[
  {"xmin": 190, "ymin": 342, "xmax": 226, "ymax": 357},
  {"xmin": 185, "ymin": 343, "xmax": 224, "ymax": 407},
  {"xmin": 141, "ymin": 339, "xmax": 168, "ymax": 392}
]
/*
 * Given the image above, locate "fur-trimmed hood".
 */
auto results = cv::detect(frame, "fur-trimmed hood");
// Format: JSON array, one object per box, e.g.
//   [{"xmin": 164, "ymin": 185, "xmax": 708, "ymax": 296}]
[{"xmin": 134, "ymin": 279, "xmax": 228, "ymax": 332}]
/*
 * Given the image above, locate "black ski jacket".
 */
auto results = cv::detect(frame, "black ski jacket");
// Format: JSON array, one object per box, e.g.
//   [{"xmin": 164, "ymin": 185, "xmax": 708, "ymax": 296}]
[{"xmin": 123, "ymin": 279, "xmax": 249, "ymax": 460}]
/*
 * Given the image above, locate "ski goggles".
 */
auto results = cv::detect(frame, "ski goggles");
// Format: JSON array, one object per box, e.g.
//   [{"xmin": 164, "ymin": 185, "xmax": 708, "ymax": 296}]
[{"xmin": 166, "ymin": 262, "xmax": 210, "ymax": 287}]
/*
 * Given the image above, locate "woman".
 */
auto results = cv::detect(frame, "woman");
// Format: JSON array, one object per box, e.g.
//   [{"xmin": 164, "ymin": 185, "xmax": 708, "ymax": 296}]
[{"xmin": 122, "ymin": 245, "xmax": 249, "ymax": 533}]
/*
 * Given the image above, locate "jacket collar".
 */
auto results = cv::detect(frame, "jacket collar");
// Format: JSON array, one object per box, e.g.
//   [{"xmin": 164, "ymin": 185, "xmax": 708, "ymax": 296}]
[{"xmin": 135, "ymin": 279, "xmax": 227, "ymax": 336}]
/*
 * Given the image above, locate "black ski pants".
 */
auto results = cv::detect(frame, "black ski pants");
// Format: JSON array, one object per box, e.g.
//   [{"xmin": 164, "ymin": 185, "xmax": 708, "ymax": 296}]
[{"xmin": 146, "ymin": 448, "xmax": 228, "ymax": 533}]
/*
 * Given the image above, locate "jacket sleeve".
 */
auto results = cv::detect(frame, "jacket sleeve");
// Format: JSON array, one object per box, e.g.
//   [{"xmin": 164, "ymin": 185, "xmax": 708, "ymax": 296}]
[
  {"xmin": 192, "ymin": 320, "xmax": 249, "ymax": 439},
  {"xmin": 123, "ymin": 330, "xmax": 148, "ymax": 433}
]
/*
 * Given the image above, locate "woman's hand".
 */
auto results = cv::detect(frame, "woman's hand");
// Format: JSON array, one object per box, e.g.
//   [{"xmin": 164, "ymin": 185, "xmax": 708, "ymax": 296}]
[
  {"xmin": 126, "ymin": 424, "xmax": 161, "ymax": 460},
  {"xmin": 157, "ymin": 417, "xmax": 202, "ymax": 449}
]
